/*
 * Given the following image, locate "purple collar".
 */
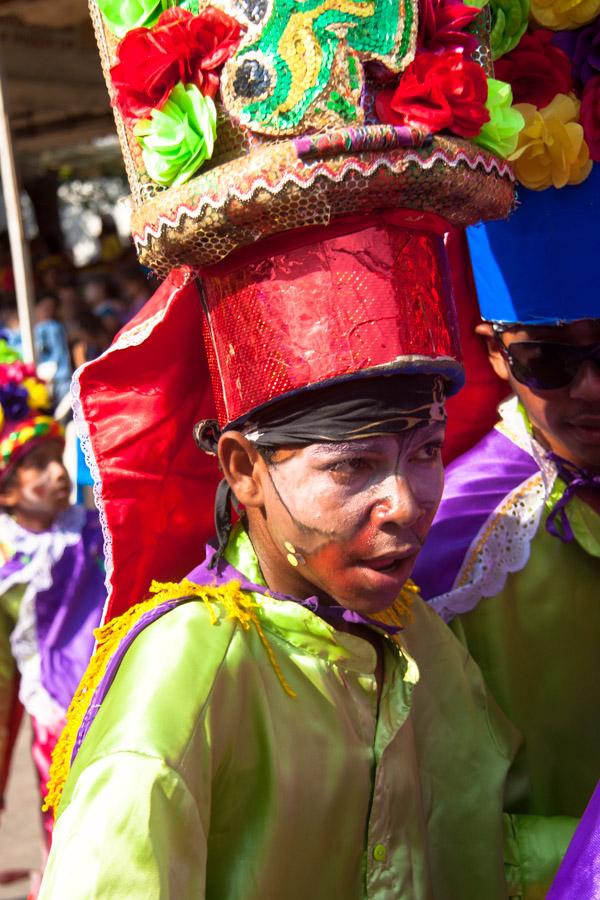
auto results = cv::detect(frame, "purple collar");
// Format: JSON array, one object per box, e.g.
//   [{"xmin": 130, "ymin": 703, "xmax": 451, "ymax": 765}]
[
  {"xmin": 186, "ymin": 545, "xmax": 404, "ymax": 636},
  {"xmin": 546, "ymin": 453, "xmax": 600, "ymax": 542}
]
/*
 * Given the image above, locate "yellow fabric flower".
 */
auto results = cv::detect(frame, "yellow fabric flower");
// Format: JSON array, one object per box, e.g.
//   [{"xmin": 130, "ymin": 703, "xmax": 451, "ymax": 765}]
[
  {"xmin": 0, "ymin": 405, "xmax": 4, "ymax": 432},
  {"xmin": 22, "ymin": 377, "xmax": 50, "ymax": 411},
  {"xmin": 509, "ymin": 94, "xmax": 593, "ymax": 190},
  {"xmin": 531, "ymin": 0, "xmax": 600, "ymax": 29}
]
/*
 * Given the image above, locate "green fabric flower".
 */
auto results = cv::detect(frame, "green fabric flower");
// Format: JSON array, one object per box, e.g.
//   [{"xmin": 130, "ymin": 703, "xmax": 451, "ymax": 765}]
[
  {"xmin": 0, "ymin": 339, "xmax": 20, "ymax": 364},
  {"xmin": 97, "ymin": 0, "xmax": 197, "ymax": 37},
  {"xmin": 474, "ymin": 78, "xmax": 525, "ymax": 158},
  {"xmin": 134, "ymin": 83, "xmax": 217, "ymax": 187},
  {"xmin": 489, "ymin": 0, "xmax": 529, "ymax": 59},
  {"xmin": 465, "ymin": 0, "xmax": 489, "ymax": 10}
]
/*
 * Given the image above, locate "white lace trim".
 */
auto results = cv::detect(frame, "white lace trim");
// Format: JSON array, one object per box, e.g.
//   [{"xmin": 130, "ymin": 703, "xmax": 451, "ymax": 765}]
[
  {"xmin": 429, "ymin": 396, "xmax": 559, "ymax": 622},
  {"xmin": 70, "ymin": 296, "xmax": 183, "ymax": 623},
  {"xmin": 2, "ymin": 506, "xmax": 86, "ymax": 719}
]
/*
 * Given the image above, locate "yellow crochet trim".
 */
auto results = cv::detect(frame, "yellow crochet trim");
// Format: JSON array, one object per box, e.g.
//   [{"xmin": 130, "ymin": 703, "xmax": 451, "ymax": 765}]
[
  {"xmin": 43, "ymin": 579, "xmax": 295, "ymax": 815},
  {"xmin": 370, "ymin": 578, "xmax": 418, "ymax": 640}
]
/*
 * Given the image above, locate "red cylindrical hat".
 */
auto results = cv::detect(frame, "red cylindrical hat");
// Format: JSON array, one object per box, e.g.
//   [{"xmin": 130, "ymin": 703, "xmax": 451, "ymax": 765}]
[{"xmin": 200, "ymin": 210, "xmax": 462, "ymax": 428}]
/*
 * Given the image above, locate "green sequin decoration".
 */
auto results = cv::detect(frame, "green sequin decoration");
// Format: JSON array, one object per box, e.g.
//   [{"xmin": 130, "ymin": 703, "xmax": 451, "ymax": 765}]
[
  {"xmin": 222, "ymin": 0, "xmax": 415, "ymax": 133},
  {"xmin": 327, "ymin": 90, "xmax": 357, "ymax": 121},
  {"xmin": 347, "ymin": 54, "xmax": 359, "ymax": 91}
]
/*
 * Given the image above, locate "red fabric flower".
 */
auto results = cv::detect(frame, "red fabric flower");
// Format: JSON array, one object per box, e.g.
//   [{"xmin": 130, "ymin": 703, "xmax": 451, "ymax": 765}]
[
  {"xmin": 111, "ymin": 7, "xmax": 243, "ymax": 120},
  {"xmin": 375, "ymin": 51, "xmax": 489, "ymax": 138},
  {"xmin": 418, "ymin": 0, "xmax": 481, "ymax": 55},
  {"xmin": 581, "ymin": 73, "xmax": 600, "ymax": 160},
  {"xmin": 494, "ymin": 29, "xmax": 572, "ymax": 109}
]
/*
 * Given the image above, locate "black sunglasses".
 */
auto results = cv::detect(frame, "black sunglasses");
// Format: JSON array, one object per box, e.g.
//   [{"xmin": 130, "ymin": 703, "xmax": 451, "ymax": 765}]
[{"xmin": 494, "ymin": 333, "xmax": 600, "ymax": 390}]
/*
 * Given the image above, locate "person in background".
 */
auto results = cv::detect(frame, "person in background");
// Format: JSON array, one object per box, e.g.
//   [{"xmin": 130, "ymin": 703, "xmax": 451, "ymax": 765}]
[
  {"xmin": 81, "ymin": 274, "xmax": 124, "ymax": 342},
  {"xmin": 3, "ymin": 297, "xmax": 72, "ymax": 405},
  {"xmin": 68, "ymin": 310, "xmax": 110, "ymax": 369},
  {"xmin": 34, "ymin": 295, "xmax": 72, "ymax": 404},
  {"xmin": 0, "ymin": 340, "xmax": 105, "ymax": 891},
  {"xmin": 414, "ymin": 173, "xmax": 600, "ymax": 837}
]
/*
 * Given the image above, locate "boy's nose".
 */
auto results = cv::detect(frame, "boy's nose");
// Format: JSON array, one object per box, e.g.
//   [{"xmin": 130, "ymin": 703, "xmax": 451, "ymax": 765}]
[
  {"xmin": 569, "ymin": 360, "xmax": 600, "ymax": 402},
  {"xmin": 371, "ymin": 475, "xmax": 420, "ymax": 529}
]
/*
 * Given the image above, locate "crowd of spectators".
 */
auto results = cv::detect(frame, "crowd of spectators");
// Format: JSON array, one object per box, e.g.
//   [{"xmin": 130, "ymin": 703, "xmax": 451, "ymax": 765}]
[{"xmin": 0, "ymin": 232, "xmax": 158, "ymax": 406}]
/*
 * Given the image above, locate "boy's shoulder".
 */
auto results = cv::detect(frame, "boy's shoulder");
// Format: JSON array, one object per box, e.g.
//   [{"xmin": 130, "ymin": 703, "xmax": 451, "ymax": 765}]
[
  {"xmin": 403, "ymin": 593, "xmax": 520, "ymax": 762},
  {"xmin": 48, "ymin": 579, "xmax": 265, "ymax": 814}
]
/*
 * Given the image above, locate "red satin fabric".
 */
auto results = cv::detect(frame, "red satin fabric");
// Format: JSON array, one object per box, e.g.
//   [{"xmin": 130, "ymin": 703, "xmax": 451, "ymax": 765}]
[
  {"xmin": 201, "ymin": 211, "xmax": 461, "ymax": 426},
  {"xmin": 443, "ymin": 227, "xmax": 509, "ymax": 463},
  {"xmin": 79, "ymin": 268, "xmax": 220, "ymax": 622}
]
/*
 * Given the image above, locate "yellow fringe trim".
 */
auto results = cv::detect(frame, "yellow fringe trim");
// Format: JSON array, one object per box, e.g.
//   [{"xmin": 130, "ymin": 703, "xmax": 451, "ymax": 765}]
[
  {"xmin": 370, "ymin": 578, "xmax": 418, "ymax": 641},
  {"xmin": 43, "ymin": 579, "xmax": 296, "ymax": 815}
]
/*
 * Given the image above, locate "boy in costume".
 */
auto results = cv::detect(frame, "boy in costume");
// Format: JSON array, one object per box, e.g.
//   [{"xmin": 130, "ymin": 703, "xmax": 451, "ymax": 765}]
[
  {"xmin": 37, "ymin": 0, "xmax": 573, "ymax": 895},
  {"xmin": 415, "ymin": 172, "xmax": 600, "ymax": 831},
  {"xmin": 0, "ymin": 340, "xmax": 105, "ymax": 850}
]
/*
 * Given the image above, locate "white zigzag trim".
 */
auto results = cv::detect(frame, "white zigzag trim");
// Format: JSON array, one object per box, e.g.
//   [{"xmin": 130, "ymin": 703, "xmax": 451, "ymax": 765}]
[{"xmin": 132, "ymin": 148, "xmax": 515, "ymax": 247}]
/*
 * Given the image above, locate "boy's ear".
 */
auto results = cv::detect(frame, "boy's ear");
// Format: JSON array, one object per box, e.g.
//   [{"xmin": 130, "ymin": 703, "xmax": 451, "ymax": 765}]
[
  {"xmin": 217, "ymin": 432, "xmax": 266, "ymax": 509},
  {"xmin": 475, "ymin": 322, "xmax": 511, "ymax": 383}
]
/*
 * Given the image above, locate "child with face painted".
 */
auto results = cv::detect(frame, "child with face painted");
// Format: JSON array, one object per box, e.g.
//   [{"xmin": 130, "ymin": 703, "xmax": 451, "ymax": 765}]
[
  {"xmin": 415, "ymin": 175, "xmax": 600, "ymax": 854},
  {"xmin": 39, "ymin": 211, "xmax": 574, "ymax": 898},
  {"xmin": 0, "ymin": 340, "xmax": 105, "ymax": 855},
  {"xmin": 37, "ymin": 0, "xmax": 572, "ymax": 887}
]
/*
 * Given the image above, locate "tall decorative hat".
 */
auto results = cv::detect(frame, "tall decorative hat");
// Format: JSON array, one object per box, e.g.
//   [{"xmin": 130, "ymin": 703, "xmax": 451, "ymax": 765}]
[
  {"xmin": 0, "ymin": 340, "xmax": 63, "ymax": 485},
  {"xmin": 81, "ymin": 0, "xmax": 522, "ymax": 620},
  {"xmin": 465, "ymin": 0, "xmax": 600, "ymax": 322}
]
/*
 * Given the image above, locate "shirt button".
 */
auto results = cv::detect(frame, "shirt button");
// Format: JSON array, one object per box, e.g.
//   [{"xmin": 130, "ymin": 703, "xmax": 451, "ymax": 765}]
[{"xmin": 373, "ymin": 844, "xmax": 387, "ymax": 862}]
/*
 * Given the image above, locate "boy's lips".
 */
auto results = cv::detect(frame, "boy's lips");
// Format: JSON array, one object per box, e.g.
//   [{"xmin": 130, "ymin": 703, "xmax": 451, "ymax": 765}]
[
  {"xmin": 566, "ymin": 417, "xmax": 600, "ymax": 444},
  {"xmin": 359, "ymin": 549, "xmax": 420, "ymax": 572}
]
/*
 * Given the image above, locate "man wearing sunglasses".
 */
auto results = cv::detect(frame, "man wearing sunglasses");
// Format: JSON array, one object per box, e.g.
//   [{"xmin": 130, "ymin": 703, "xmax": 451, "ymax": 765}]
[{"xmin": 414, "ymin": 172, "xmax": 600, "ymax": 847}]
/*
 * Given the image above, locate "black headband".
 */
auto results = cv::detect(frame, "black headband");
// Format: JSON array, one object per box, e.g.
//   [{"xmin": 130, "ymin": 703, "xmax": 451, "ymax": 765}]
[{"xmin": 194, "ymin": 374, "xmax": 447, "ymax": 564}]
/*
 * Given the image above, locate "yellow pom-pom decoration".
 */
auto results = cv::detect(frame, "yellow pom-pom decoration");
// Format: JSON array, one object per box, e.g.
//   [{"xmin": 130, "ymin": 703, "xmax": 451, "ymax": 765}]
[
  {"xmin": 509, "ymin": 94, "xmax": 593, "ymax": 190},
  {"xmin": 0, "ymin": 405, "xmax": 4, "ymax": 432},
  {"xmin": 22, "ymin": 377, "xmax": 50, "ymax": 412},
  {"xmin": 18, "ymin": 425, "xmax": 35, "ymax": 443},
  {"xmin": 531, "ymin": 0, "xmax": 600, "ymax": 29}
]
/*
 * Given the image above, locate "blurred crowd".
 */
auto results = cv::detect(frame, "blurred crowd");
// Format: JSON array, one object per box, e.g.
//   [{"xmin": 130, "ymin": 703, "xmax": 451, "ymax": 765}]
[{"xmin": 0, "ymin": 228, "xmax": 158, "ymax": 405}]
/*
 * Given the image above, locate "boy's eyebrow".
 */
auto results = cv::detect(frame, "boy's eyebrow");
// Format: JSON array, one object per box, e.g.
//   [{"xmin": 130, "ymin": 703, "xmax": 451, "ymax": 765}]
[{"xmin": 309, "ymin": 441, "xmax": 377, "ymax": 455}]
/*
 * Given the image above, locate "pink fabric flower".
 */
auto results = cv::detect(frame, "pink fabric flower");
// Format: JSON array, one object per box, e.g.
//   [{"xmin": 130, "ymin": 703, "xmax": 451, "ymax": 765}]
[
  {"xmin": 0, "ymin": 361, "xmax": 35, "ymax": 386},
  {"xmin": 494, "ymin": 29, "xmax": 572, "ymax": 108},
  {"xmin": 581, "ymin": 74, "xmax": 600, "ymax": 160},
  {"xmin": 418, "ymin": 0, "xmax": 481, "ymax": 54}
]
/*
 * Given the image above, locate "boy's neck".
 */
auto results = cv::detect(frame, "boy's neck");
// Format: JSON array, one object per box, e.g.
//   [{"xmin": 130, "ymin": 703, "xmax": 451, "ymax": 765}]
[{"xmin": 12, "ymin": 508, "xmax": 58, "ymax": 533}]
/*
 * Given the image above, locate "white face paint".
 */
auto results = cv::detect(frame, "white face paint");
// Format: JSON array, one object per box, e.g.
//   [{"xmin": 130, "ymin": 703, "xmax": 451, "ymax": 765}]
[
  {"xmin": 260, "ymin": 423, "xmax": 446, "ymax": 612},
  {"xmin": 7, "ymin": 441, "xmax": 70, "ymax": 529}
]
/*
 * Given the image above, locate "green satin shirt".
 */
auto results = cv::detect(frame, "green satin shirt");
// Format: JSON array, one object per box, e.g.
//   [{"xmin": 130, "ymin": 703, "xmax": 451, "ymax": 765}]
[
  {"xmin": 40, "ymin": 528, "xmax": 572, "ymax": 899},
  {"xmin": 451, "ymin": 495, "xmax": 600, "ymax": 820}
]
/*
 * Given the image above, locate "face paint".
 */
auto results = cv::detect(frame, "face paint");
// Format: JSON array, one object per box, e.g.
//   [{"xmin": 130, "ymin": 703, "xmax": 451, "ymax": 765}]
[
  {"xmin": 260, "ymin": 424, "xmax": 445, "ymax": 613},
  {"xmin": 7, "ymin": 441, "xmax": 71, "ymax": 529}
]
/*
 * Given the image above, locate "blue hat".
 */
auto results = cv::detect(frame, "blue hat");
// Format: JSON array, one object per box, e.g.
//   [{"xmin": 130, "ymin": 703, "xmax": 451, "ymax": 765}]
[{"xmin": 466, "ymin": 165, "xmax": 600, "ymax": 325}]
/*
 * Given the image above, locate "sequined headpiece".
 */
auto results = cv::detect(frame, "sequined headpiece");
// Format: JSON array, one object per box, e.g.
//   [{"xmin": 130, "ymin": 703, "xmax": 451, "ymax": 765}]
[
  {"xmin": 91, "ymin": 0, "xmax": 519, "ymax": 277},
  {"xmin": 0, "ymin": 340, "xmax": 64, "ymax": 484}
]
